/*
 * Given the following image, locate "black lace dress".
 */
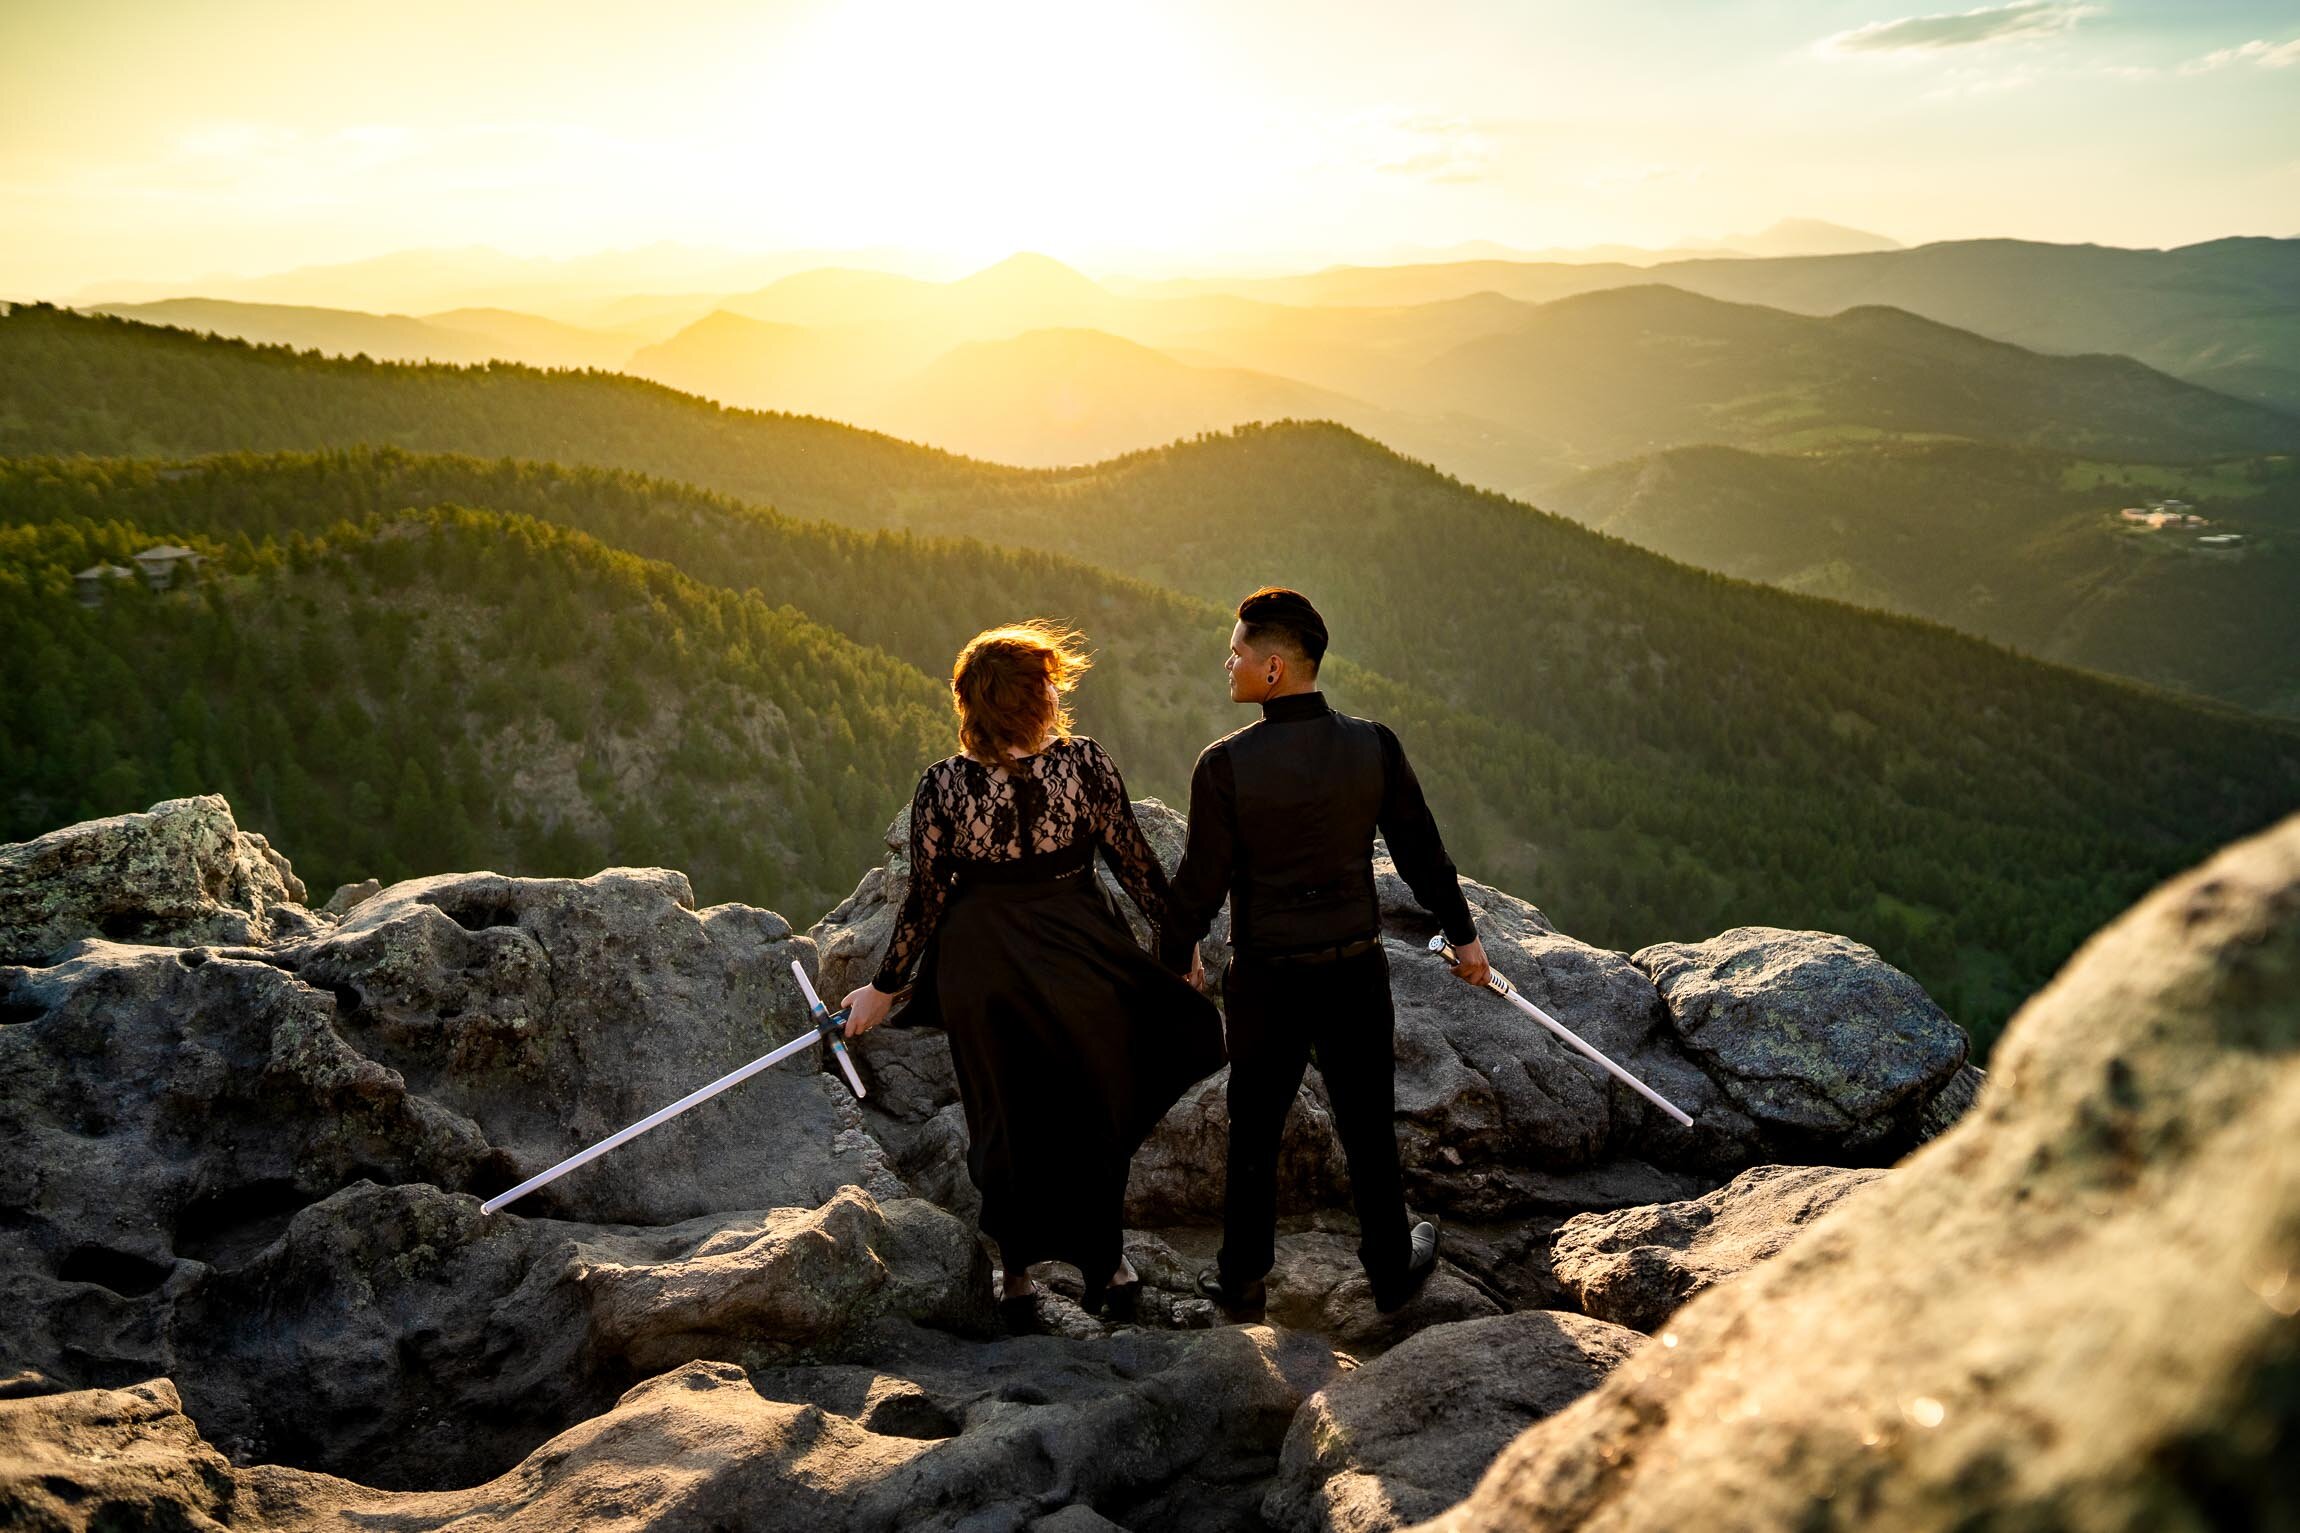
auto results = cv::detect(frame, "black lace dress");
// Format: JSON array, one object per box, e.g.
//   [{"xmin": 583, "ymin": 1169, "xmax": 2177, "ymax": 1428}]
[{"xmin": 872, "ymin": 735, "xmax": 1225, "ymax": 1284}]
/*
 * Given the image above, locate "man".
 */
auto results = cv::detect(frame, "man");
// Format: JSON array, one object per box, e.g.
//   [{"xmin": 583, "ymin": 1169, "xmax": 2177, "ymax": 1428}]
[{"xmin": 1160, "ymin": 586, "xmax": 1491, "ymax": 1317}]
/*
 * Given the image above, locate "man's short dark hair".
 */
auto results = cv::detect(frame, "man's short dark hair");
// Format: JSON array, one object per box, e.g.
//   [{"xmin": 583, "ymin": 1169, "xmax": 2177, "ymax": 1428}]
[{"xmin": 1236, "ymin": 586, "xmax": 1328, "ymax": 672}]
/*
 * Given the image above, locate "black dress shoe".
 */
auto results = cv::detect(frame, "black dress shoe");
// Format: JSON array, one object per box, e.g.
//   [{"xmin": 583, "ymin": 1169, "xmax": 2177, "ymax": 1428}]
[
  {"xmin": 1194, "ymin": 1263, "xmax": 1267, "ymax": 1319},
  {"xmin": 1097, "ymin": 1277, "xmax": 1142, "ymax": 1323},
  {"xmin": 1373, "ymin": 1221, "xmax": 1440, "ymax": 1314}
]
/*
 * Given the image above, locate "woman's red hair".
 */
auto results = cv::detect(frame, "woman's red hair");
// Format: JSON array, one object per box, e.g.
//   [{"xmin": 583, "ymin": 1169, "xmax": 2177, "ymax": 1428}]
[{"xmin": 951, "ymin": 621, "xmax": 1091, "ymax": 764}]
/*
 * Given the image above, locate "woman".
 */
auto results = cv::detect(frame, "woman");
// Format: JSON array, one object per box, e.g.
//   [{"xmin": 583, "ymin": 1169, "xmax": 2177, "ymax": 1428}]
[{"xmin": 840, "ymin": 621, "xmax": 1225, "ymax": 1323}]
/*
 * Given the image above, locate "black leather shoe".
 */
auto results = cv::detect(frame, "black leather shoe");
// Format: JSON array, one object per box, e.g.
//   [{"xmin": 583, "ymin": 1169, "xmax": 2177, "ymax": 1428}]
[
  {"xmin": 1373, "ymin": 1221, "xmax": 1440, "ymax": 1313},
  {"xmin": 1194, "ymin": 1263, "xmax": 1266, "ymax": 1320}
]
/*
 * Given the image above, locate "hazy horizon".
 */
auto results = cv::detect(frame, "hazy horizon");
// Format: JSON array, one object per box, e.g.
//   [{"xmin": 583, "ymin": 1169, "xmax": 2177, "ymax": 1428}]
[{"xmin": 7, "ymin": 0, "xmax": 2299, "ymax": 303}]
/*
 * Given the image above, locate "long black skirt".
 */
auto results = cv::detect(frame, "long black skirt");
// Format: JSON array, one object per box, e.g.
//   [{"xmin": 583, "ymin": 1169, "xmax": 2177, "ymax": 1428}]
[{"xmin": 900, "ymin": 867, "xmax": 1225, "ymax": 1278}]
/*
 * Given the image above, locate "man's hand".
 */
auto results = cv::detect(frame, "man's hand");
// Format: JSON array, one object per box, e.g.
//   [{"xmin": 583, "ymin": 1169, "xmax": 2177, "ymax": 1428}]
[
  {"xmin": 1186, "ymin": 946, "xmax": 1207, "ymax": 991},
  {"xmin": 841, "ymin": 983, "xmax": 894, "ymax": 1038},
  {"xmin": 1446, "ymin": 937, "xmax": 1491, "ymax": 988}
]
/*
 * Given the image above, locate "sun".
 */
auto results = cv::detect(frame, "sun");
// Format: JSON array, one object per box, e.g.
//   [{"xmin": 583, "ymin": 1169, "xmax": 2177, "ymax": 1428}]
[{"xmin": 694, "ymin": 0, "xmax": 1256, "ymax": 266}]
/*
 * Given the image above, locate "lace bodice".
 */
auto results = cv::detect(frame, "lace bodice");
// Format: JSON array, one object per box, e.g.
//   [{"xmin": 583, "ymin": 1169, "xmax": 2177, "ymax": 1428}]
[{"xmin": 871, "ymin": 735, "xmax": 1175, "ymax": 993}]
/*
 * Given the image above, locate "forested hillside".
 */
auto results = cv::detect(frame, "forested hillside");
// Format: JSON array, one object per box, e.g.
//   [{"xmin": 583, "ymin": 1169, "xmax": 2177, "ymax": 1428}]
[
  {"xmin": 7, "ymin": 308, "xmax": 2300, "ymax": 1049},
  {"xmin": 1546, "ymin": 442, "xmax": 2300, "ymax": 717},
  {"xmin": 1407, "ymin": 285, "xmax": 2300, "ymax": 472},
  {"xmin": 0, "ymin": 503, "xmax": 949, "ymax": 917},
  {"xmin": 0, "ymin": 303, "xmax": 1013, "ymax": 520}
]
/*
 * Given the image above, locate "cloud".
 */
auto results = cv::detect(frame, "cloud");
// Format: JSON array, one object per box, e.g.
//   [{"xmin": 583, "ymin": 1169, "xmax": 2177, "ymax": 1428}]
[
  {"xmin": 2178, "ymin": 36, "xmax": 2300, "ymax": 74},
  {"xmin": 1817, "ymin": 1, "xmax": 2101, "ymax": 58}
]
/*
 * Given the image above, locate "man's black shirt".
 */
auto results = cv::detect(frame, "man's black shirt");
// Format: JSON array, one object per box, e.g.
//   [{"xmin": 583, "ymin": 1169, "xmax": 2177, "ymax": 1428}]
[{"xmin": 1159, "ymin": 690, "xmax": 1477, "ymax": 969}]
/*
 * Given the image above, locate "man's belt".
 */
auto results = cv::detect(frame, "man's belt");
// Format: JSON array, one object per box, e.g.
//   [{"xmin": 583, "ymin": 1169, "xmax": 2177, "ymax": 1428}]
[{"xmin": 1243, "ymin": 935, "xmax": 1382, "ymax": 966}]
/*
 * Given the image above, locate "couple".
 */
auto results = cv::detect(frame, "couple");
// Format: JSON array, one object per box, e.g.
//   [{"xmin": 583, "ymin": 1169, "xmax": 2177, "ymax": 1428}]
[{"xmin": 839, "ymin": 586, "xmax": 1492, "ymax": 1326}]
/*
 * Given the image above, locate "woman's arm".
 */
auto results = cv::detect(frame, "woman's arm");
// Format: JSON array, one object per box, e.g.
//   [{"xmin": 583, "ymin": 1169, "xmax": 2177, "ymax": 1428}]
[
  {"xmin": 847, "ymin": 768, "xmax": 947, "ymax": 1033},
  {"xmin": 1080, "ymin": 737, "xmax": 1176, "ymax": 941}
]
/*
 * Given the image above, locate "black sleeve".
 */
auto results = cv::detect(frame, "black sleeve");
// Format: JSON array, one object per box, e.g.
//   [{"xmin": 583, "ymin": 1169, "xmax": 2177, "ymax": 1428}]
[
  {"xmin": 871, "ymin": 768, "xmax": 950, "ymax": 994},
  {"xmin": 1374, "ymin": 722, "xmax": 1478, "ymax": 946},
  {"xmin": 1077, "ymin": 737, "xmax": 1174, "ymax": 940},
  {"xmin": 1159, "ymin": 743, "xmax": 1237, "ymax": 971}
]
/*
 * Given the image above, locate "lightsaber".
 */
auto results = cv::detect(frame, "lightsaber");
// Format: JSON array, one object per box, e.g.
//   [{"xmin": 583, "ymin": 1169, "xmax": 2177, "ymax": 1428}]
[
  {"xmin": 1428, "ymin": 935, "xmax": 1694, "ymax": 1128},
  {"xmin": 479, "ymin": 966, "xmax": 868, "ymax": 1215}
]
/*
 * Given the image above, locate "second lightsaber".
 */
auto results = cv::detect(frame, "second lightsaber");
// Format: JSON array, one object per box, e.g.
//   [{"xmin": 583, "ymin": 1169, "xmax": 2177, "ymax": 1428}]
[{"xmin": 1430, "ymin": 935, "xmax": 1695, "ymax": 1128}]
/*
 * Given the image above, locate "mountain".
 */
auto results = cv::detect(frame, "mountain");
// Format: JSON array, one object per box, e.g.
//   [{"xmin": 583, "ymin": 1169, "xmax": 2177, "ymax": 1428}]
[
  {"xmin": 1711, "ymin": 218, "xmax": 1903, "ymax": 258},
  {"xmin": 66, "ymin": 241, "xmax": 937, "ymax": 320},
  {"xmin": 1644, "ymin": 236, "xmax": 2300, "ymax": 415},
  {"xmin": 1543, "ymin": 442, "xmax": 2300, "ymax": 718},
  {"xmin": 1125, "ymin": 238, "xmax": 2300, "ymax": 416},
  {"xmin": 83, "ymin": 299, "xmax": 512, "ymax": 366},
  {"xmin": 81, "ymin": 298, "xmax": 636, "ymax": 372},
  {"xmin": 1409, "ymin": 285, "xmax": 2300, "ymax": 475},
  {"xmin": 870, "ymin": 327, "xmax": 1536, "ymax": 473},
  {"xmin": 624, "ymin": 309, "xmax": 886, "ymax": 417},
  {"xmin": 0, "ymin": 302, "xmax": 1004, "ymax": 523},
  {"xmin": 409, "ymin": 307, "xmax": 638, "ymax": 370},
  {"xmin": 9, "ymin": 305, "xmax": 2300, "ymax": 1052}
]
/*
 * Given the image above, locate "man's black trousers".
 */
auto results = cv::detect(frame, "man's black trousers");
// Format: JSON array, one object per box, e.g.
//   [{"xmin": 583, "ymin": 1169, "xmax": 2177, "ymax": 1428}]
[{"xmin": 1217, "ymin": 944, "xmax": 1411, "ymax": 1295}]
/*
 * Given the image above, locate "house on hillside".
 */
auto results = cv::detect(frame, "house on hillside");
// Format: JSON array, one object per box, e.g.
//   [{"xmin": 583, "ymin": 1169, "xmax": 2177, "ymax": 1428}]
[
  {"xmin": 73, "ymin": 563, "xmax": 135, "ymax": 606},
  {"xmin": 131, "ymin": 544, "xmax": 205, "ymax": 591}
]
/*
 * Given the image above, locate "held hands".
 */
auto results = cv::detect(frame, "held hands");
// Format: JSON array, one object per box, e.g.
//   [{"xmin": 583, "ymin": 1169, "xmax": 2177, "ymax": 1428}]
[
  {"xmin": 841, "ymin": 983, "xmax": 895, "ymax": 1038},
  {"xmin": 1446, "ymin": 937, "xmax": 1492, "ymax": 988},
  {"xmin": 1185, "ymin": 946, "xmax": 1207, "ymax": 991}
]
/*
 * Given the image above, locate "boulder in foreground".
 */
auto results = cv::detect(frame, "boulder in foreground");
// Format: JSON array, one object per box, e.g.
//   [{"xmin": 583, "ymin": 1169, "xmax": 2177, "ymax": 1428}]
[{"xmin": 1419, "ymin": 809, "xmax": 2300, "ymax": 1531}]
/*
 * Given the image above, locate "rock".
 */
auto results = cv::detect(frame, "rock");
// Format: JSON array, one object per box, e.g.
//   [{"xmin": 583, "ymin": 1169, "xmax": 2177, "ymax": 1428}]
[
  {"xmin": 271, "ymin": 865, "xmax": 904, "ymax": 1225},
  {"xmin": 1266, "ymin": 1311, "xmax": 1644, "ymax": 1533},
  {"xmin": 1383, "ymin": 902, "xmax": 1761, "ymax": 1217},
  {"xmin": 1916, "ymin": 1062, "xmax": 1986, "ymax": 1140},
  {"xmin": 1, "ymin": 1322, "xmax": 1344, "ymax": 1532},
  {"xmin": 323, "ymin": 877, "xmax": 382, "ymax": 916},
  {"xmin": 1127, "ymin": 1067, "xmax": 1351, "ymax": 1227},
  {"xmin": 0, "ymin": 794, "xmax": 312, "ymax": 963},
  {"xmin": 160, "ymin": 1181, "xmax": 987, "ymax": 1488},
  {"xmin": 1434, "ymin": 1218, "xmax": 1575, "ymax": 1313},
  {"xmin": 1264, "ymin": 1230, "xmax": 1503, "ymax": 1351},
  {"xmin": 1550, "ymin": 1164, "xmax": 1888, "ymax": 1331},
  {"xmin": 0, "ymin": 942, "xmax": 509, "ymax": 1402},
  {"xmin": 1418, "ymin": 810, "xmax": 2300, "ymax": 1531},
  {"xmin": 1631, "ymin": 926, "xmax": 1970, "ymax": 1159},
  {"xmin": 0, "ymin": 1379, "xmax": 242, "ymax": 1532}
]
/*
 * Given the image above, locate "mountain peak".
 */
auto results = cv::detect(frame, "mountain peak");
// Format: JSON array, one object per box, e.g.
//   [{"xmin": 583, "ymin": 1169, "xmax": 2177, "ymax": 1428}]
[
  {"xmin": 1718, "ymin": 219, "xmax": 1904, "ymax": 258},
  {"xmin": 952, "ymin": 252, "xmax": 1108, "ymax": 297}
]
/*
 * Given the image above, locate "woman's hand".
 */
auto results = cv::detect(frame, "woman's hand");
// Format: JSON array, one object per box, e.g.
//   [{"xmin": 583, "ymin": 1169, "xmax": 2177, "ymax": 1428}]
[
  {"xmin": 1186, "ymin": 947, "xmax": 1207, "ymax": 991},
  {"xmin": 842, "ymin": 983, "xmax": 895, "ymax": 1038}
]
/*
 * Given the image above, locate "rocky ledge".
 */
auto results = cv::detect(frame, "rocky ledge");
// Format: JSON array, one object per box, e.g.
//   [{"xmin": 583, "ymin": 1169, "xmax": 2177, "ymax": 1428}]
[{"xmin": 4, "ymin": 792, "xmax": 2284, "ymax": 1528}]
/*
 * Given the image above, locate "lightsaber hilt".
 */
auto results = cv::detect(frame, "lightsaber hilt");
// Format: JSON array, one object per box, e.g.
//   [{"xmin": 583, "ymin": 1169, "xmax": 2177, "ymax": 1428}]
[
  {"xmin": 792, "ymin": 960, "xmax": 869, "ymax": 1100},
  {"xmin": 1428, "ymin": 935, "xmax": 1695, "ymax": 1129}
]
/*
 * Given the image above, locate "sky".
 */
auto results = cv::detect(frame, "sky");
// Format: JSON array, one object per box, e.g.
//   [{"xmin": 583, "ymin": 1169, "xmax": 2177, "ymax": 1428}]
[{"xmin": 2, "ymin": 0, "xmax": 2296, "ymax": 297}]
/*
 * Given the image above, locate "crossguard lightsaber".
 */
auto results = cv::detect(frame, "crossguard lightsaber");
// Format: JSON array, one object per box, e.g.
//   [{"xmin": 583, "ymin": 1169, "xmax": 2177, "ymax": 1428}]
[
  {"xmin": 1429, "ymin": 935, "xmax": 1695, "ymax": 1128},
  {"xmin": 479, "ymin": 964, "xmax": 868, "ymax": 1215},
  {"xmin": 791, "ymin": 960, "xmax": 870, "ymax": 1100}
]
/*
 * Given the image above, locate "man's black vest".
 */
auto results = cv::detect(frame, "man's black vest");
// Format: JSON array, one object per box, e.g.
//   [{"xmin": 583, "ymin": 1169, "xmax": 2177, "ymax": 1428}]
[{"xmin": 1224, "ymin": 699, "xmax": 1387, "ymax": 957}]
